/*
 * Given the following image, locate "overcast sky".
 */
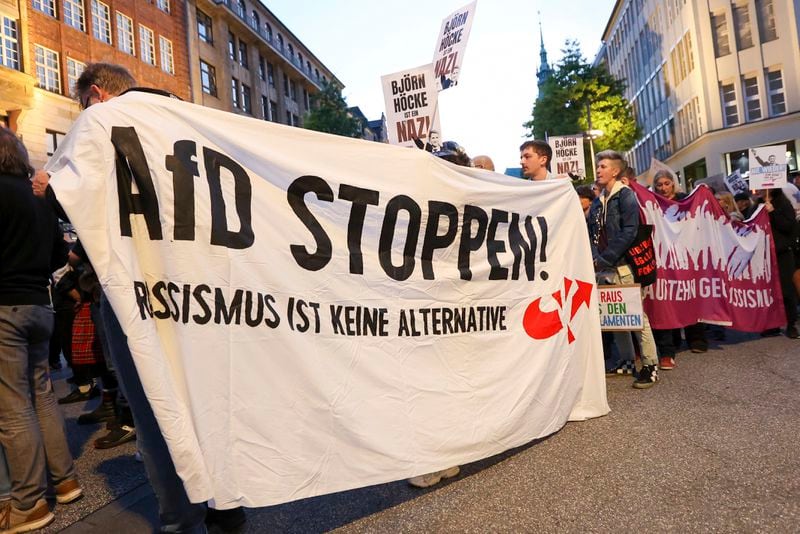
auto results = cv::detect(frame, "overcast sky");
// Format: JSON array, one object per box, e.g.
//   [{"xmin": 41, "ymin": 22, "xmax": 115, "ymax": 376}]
[{"xmin": 261, "ymin": 0, "xmax": 617, "ymax": 171}]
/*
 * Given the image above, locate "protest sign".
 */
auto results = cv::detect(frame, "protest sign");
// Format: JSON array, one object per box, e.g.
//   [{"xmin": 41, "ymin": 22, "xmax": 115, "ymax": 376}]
[
  {"xmin": 630, "ymin": 181, "xmax": 785, "ymax": 331},
  {"xmin": 432, "ymin": 1, "xmax": 477, "ymax": 91},
  {"xmin": 723, "ymin": 170, "xmax": 749, "ymax": 195},
  {"xmin": 381, "ymin": 64, "xmax": 441, "ymax": 148},
  {"xmin": 598, "ymin": 285, "xmax": 643, "ymax": 331},
  {"xmin": 749, "ymin": 145, "xmax": 787, "ymax": 189},
  {"xmin": 549, "ymin": 135, "xmax": 586, "ymax": 179},
  {"xmin": 694, "ymin": 173, "xmax": 726, "ymax": 193},
  {"xmin": 46, "ymin": 92, "xmax": 608, "ymax": 509}
]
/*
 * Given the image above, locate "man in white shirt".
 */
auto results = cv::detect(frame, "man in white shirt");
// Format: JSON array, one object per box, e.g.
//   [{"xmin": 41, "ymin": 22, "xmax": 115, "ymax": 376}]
[{"xmin": 519, "ymin": 140, "xmax": 554, "ymax": 181}]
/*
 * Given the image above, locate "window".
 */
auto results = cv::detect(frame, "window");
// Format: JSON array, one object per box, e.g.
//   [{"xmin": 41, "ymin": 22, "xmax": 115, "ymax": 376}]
[
  {"xmin": 732, "ymin": 3, "xmax": 753, "ymax": 49},
  {"xmin": 288, "ymin": 43, "xmax": 293, "ymax": 59},
  {"xmin": 258, "ymin": 55, "xmax": 266, "ymax": 81},
  {"xmin": 116, "ymin": 12, "xmax": 134, "ymax": 55},
  {"xmin": 269, "ymin": 101, "xmax": 277, "ymax": 122},
  {"xmin": 0, "ymin": 17, "xmax": 20, "ymax": 70},
  {"xmin": 252, "ymin": 11, "xmax": 259, "ymax": 29},
  {"xmin": 160, "ymin": 36, "xmax": 174, "ymax": 74},
  {"xmin": 286, "ymin": 111, "xmax": 291, "ymax": 125},
  {"xmin": 66, "ymin": 57, "xmax": 86, "ymax": 97},
  {"xmin": 156, "ymin": 0, "xmax": 169, "ymax": 13},
  {"xmin": 231, "ymin": 78, "xmax": 240, "ymax": 108},
  {"xmin": 46, "ymin": 130, "xmax": 65, "ymax": 157},
  {"xmin": 742, "ymin": 76, "xmax": 761, "ymax": 121},
  {"xmin": 238, "ymin": 40, "xmax": 248, "ymax": 68},
  {"xmin": 277, "ymin": 34, "xmax": 283, "ymax": 52},
  {"xmin": 303, "ymin": 88, "xmax": 309, "ymax": 109},
  {"xmin": 228, "ymin": 32, "xmax": 236, "ymax": 61},
  {"xmin": 242, "ymin": 84, "xmax": 251, "ymax": 114},
  {"xmin": 265, "ymin": 23, "xmax": 272, "ymax": 42},
  {"xmin": 283, "ymin": 74, "xmax": 289, "ymax": 97},
  {"xmin": 292, "ymin": 113, "xmax": 299, "ymax": 127},
  {"xmin": 33, "ymin": 0, "xmax": 56, "ymax": 17},
  {"xmin": 267, "ymin": 62, "xmax": 275, "ymax": 87},
  {"xmin": 34, "ymin": 44, "xmax": 61, "ymax": 93},
  {"xmin": 261, "ymin": 95, "xmax": 268, "ymax": 120},
  {"xmin": 237, "ymin": 0, "xmax": 245, "ymax": 17},
  {"xmin": 139, "ymin": 25, "xmax": 155, "ymax": 65},
  {"xmin": 64, "ymin": 0, "xmax": 85, "ymax": 31},
  {"xmin": 306, "ymin": 60, "xmax": 311, "ymax": 74},
  {"xmin": 710, "ymin": 11, "xmax": 730, "ymax": 57},
  {"xmin": 721, "ymin": 82, "xmax": 738, "ymax": 126},
  {"xmin": 766, "ymin": 70, "xmax": 785, "ymax": 115},
  {"xmin": 91, "ymin": 0, "xmax": 111, "ymax": 44},
  {"xmin": 755, "ymin": 0, "xmax": 777, "ymax": 42},
  {"xmin": 197, "ymin": 9, "xmax": 213, "ymax": 44},
  {"xmin": 314, "ymin": 68, "xmax": 319, "ymax": 80},
  {"xmin": 200, "ymin": 60, "xmax": 216, "ymax": 96},
  {"xmin": 290, "ymin": 81, "xmax": 297, "ymax": 102}
]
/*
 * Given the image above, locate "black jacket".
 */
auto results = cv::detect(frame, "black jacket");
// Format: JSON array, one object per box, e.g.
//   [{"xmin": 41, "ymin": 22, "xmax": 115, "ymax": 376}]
[{"xmin": 587, "ymin": 184, "xmax": 640, "ymax": 269}]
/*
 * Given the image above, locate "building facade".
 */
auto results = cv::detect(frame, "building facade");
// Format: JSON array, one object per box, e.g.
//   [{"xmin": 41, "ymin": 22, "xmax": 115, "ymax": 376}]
[
  {"xmin": 599, "ymin": 0, "xmax": 800, "ymax": 185},
  {"xmin": 1, "ymin": 0, "xmax": 191, "ymax": 169},
  {"xmin": 186, "ymin": 0, "xmax": 339, "ymax": 126}
]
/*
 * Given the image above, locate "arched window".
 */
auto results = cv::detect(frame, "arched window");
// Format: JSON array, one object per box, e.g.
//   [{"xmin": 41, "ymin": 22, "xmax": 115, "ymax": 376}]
[
  {"xmin": 277, "ymin": 34, "xmax": 284, "ymax": 52},
  {"xmin": 237, "ymin": 0, "xmax": 245, "ymax": 17},
  {"xmin": 288, "ymin": 43, "xmax": 294, "ymax": 58},
  {"xmin": 265, "ymin": 23, "xmax": 272, "ymax": 41},
  {"xmin": 252, "ymin": 11, "xmax": 260, "ymax": 29}
]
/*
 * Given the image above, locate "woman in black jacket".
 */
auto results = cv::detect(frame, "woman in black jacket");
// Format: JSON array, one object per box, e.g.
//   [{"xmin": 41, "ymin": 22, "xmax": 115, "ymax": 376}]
[{"xmin": 760, "ymin": 188, "xmax": 798, "ymax": 338}]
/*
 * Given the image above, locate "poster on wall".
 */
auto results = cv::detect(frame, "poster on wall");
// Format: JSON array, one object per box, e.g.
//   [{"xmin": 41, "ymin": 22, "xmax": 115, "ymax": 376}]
[
  {"xmin": 432, "ymin": 1, "xmax": 477, "ymax": 91},
  {"xmin": 381, "ymin": 64, "xmax": 441, "ymax": 149}
]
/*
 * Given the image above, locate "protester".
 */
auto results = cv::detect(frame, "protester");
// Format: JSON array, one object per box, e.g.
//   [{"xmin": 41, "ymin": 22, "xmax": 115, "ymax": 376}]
[
  {"xmin": 33, "ymin": 63, "xmax": 246, "ymax": 533},
  {"xmin": 735, "ymin": 192, "xmax": 756, "ymax": 219},
  {"xmin": 472, "ymin": 155, "xmax": 495, "ymax": 171},
  {"xmin": 587, "ymin": 150, "xmax": 658, "ymax": 388},
  {"xmin": 519, "ymin": 140, "xmax": 554, "ymax": 181},
  {"xmin": 407, "ymin": 140, "xmax": 473, "ymax": 488},
  {"xmin": 0, "ymin": 127, "xmax": 81, "ymax": 533},
  {"xmin": 576, "ymin": 185, "xmax": 595, "ymax": 219},
  {"xmin": 757, "ymin": 188, "xmax": 799, "ymax": 338},
  {"xmin": 716, "ymin": 191, "xmax": 744, "ymax": 221}
]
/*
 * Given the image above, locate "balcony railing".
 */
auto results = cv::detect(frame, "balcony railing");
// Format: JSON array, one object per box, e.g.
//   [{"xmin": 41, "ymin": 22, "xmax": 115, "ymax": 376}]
[{"xmin": 217, "ymin": 0, "xmax": 323, "ymax": 87}]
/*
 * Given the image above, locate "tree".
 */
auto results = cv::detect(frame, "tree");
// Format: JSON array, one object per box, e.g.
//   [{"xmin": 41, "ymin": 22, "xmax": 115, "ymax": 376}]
[
  {"xmin": 303, "ymin": 81, "xmax": 362, "ymax": 138},
  {"xmin": 524, "ymin": 41, "xmax": 640, "ymax": 179}
]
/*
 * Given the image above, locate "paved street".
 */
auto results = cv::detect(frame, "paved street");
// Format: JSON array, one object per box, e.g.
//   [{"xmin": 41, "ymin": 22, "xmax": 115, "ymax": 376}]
[{"xmin": 47, "ymin": 329, "xmax": 799, "ymax": 533}]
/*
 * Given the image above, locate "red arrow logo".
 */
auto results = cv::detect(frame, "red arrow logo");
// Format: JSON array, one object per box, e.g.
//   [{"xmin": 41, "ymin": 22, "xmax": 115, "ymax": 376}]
[{"xmin": 523, "ymin": 277, "xmax": 593, "ymax": 343}]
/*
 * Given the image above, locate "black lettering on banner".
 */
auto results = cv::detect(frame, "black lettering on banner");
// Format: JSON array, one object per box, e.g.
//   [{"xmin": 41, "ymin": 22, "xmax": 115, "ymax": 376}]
[
  {"xmin": 181, "ymin": 284, "xmax": 191, "ymax": 323},
  {"xmin": 133, "ymin": 281, "xmax": 153, "ymax": 319},
  {"xmin": 339, "ymin": 184, "xmax": 380, "ymax": 274},
  {"xmin": 167, "ymin": 282, "xmax": 180, "ymax": 321},
  {"xmin": 421, "ymin": 201, "xmax": 458, "ymax": 280},
  {"xmin": 192, "ymin": 285, "xmax": 212, "ymax": 324},
  {"xmin": 244, "ymin": 290, "xmax": 263, "ymax": 327},
  {"xmin": 203, "ymin": 148, "xmax": 254, "ymax": 249},
  {"xmin": 263, "ymin": 294, "xmax": 280, "ymax": 328},
  {"xmin": 457, "ymin": 204, "xmax": 488, "ymax": 280},
  {"xmin": 486, "ymin": 209, "xmax": 509, "ymax": 280},
  {"xmin": 151, "ymin": 281, "xmax": 171, "ymax": 319},
  {"xmin": 379, "ymin": 195, "xmax": 421, "ymax": 281},
  {"xmin": 111, "ymin": 126, "xmax": 162, "ymax": 240},
  {"xmin": 214, "ymin": 288, "xmax": 243, "ymax": 325},
  {"xmin": 165, "ymin": 140, "xmax": 199, "ymax": 241},
  {"xmin": 287, "ymin": 176, "xmax": 333, "ymax": 271},
  {"xmin": 507, "ymin": 213, "xmax": 537, "ymax": 280}
]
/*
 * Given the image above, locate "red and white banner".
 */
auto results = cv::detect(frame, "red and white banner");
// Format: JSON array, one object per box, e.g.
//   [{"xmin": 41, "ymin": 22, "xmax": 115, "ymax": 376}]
[{"xmin": 631, "ymin": 181, "xmax": 785, "ymax": 331}]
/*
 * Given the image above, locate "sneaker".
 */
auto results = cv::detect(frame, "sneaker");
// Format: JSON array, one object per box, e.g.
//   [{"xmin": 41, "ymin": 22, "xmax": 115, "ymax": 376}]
[
  {"xmin": 54, "ymin": 478, "xmax": 83, "ymax": 504},
  {"xmin": 786, "ymin": 325, "xmax": 799, "ymax": 339},
  {"xmin": 605, "ymin": 361, "xmax": 635, "ymax": 377},
  {"xmin": 94, "ymin": 425, "xmax": 136, "ymax": 449},
  {"xmin": 659, "ymin": 356, "xmax": 675, "ymax": 370},
  {"xmin": 633, "ymin": 365, "xmax": 658, "ymax": 389},
  {"xmin": 57, "ymin": 385, "xmax": 99, "ymax": 405},
  {"xmin": 408, "ymin": 466, "xmax": 460, "ymax": 488},
  {"xmin": 77, "ymin": 401, "xmax": 116, "ymax": 425},
  {"xmin": 205, "ymin": 506, "xmax": 247, "ymax": 533},
  {"xmin": 0, "ymin": 498, "xmax": 54, "ymax": 533}
]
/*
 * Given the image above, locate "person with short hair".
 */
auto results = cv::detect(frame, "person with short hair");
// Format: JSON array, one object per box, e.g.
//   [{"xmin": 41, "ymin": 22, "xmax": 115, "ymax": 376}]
[
  {"xmin": 472, "ymin": 154, "xmax": 495, "ymax": 171},
  {"xmin": 0, "ymin": 127, "xmax": 81, "ymax": 533},
  {"xmin": 519, "ymin": 140, "xmax": 553, "ymax": 181},
  {"xmin": 587, "ymin": 150, "xmax": 658, "ymax": 388},
  {"xmin": 734, "ymin": 192, "xmax": 756, "ymax": 219}
]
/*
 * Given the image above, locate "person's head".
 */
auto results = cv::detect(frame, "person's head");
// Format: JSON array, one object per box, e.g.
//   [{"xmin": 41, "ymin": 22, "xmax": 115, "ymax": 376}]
[
  {"xmin": 619, "ymin": 166, "xmax": 636, "ymax": 186},
  {"xmin": 472, "ymin": 155, "xmax": 495, "ymax": 171},
  {"xmin": 0, "ymin": 127, "xmax": 34, "ymax": 178},
  {"xmin": 434, "ymin": 141, "xmax": 471, "ymax": 167},
  {"xmin": 519, "ymin": 140, "xmax": 552, "ymax": 180},
  {"xmin": 76, "ymin": 63, "xmax": 136, "ymax": 109},
  {"xmin": 715, "ymin": 192, "xmax": 740, "ymax": 216},
  {"xmin": 576, "ymin": 185, "xmax": 595, "ymax": 217},
  {"xmin": 594, "ymin": 150, "xmax": 627, "ymax": 192},
  {"xmin": 767, "ymin": 154, "xmax": 776, "ymax": 164},
  {"xmin": 734, "ymin": 192, "xmax": 752, "ymax": 212},
  {"xmin": 653, "ymin": 170, "xmax": 678, "ymax": 199},
  {"xmin": 428, "ymin": 130, "xmax": 441, "ymax": 149}
]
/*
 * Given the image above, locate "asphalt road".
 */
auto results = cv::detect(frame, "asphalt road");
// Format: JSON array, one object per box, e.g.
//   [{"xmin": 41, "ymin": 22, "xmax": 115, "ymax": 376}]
[{"xmin": 48, "ymin": 328, "xmax": 799, "ymax": 533}]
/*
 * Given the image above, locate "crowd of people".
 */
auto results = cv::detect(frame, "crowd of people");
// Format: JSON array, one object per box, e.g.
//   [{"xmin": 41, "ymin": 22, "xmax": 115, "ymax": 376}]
[{"xmin": 1, "ymin": 59, "xmax": 798, "ymax": 531}]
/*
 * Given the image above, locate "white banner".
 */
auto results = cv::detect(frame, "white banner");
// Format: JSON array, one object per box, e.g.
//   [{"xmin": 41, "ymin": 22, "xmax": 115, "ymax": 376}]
[
  {"xmin": 433, "ymin": 1, "xmax": 477, "ymax": 91},
  {"xmin": 46, "ymin": 92, "xmax": 608, "ymax": 509},
  {"xmin": 381, "ymin": 64, "xmax": 441, "ymax": 149},
  {"xmin": 549, "ymin": 135, "xmax": 586, "ymax": 179},
  {"xmin": 749, "ymin": 145, "xmax": 787, "ymax": 189}
]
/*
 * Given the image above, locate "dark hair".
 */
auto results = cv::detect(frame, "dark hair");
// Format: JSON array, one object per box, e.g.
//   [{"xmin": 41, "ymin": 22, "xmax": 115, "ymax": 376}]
[
  {"xmin": 620, "ymin": 166, "xmax": 636, "ymax": 179},
  {"xmin": 76, "ymin": 63, "xmax": 136, "ymax": 100},
  {"xmin": 519, "ymin": 140, "xmax": 552, "ymax": 166},
  {"xmin": 0, "ymin": 127, "xmax": 34, "ymax": 178},
  {"xmin": 576, "ymin": 185, "xmax": 595, "ymax": 202},
  {"xmin": 733, "ymin": 192, "xmax": 751, "ymax": 202},
  {"xmin": 434, "ymin": 141, "xmax": 471, "ymax": 167}
]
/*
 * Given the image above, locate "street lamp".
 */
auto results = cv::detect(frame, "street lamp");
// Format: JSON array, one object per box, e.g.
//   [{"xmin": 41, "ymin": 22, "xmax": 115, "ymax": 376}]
[{"xmin": 584, "ymin": 102, "xmax": 602, "ymax": 178}]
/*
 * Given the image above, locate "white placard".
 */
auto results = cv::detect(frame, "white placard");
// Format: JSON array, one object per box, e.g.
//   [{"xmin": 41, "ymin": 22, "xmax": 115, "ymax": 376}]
[
  {"xmin": 381, "ymin": 64, "xmax": 441, "ymax": 149},
  {"xmin": 432, "ymin": 1, "xmax": 477, "ymax": 91},
  {"xmin": 598, "ymin": 285, "xmax": 643, "ymax": 331}
]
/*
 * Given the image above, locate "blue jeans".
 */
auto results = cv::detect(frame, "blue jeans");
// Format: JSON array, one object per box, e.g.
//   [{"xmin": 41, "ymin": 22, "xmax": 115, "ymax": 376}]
[
  {"xmin": 99, "ymin": 296, "xmax": 207, "ymax": 533},
  {"xmin": 0, "ymin": 304, "xmax": 75, "ymax": 510}
]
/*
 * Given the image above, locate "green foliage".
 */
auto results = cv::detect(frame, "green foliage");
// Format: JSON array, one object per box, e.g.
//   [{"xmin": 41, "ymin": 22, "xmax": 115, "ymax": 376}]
[
  {"xmin": 303, "ymin": 81, "xmax": 362, "ymax": 138},
  {"xmin": 524, "ymin": 41, "xmax": 640, "ymax": 178}
]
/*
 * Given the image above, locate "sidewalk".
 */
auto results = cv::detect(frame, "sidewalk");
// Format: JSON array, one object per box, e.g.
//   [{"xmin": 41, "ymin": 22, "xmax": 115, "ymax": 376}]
[{"xmin": 49, "ymin": 329, "xmax": 800, "ymax": 532}]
